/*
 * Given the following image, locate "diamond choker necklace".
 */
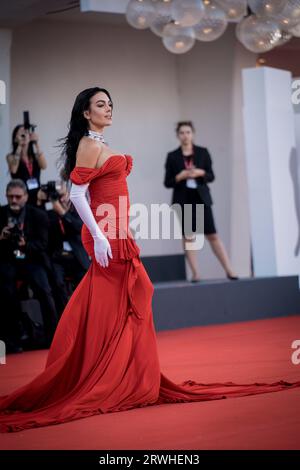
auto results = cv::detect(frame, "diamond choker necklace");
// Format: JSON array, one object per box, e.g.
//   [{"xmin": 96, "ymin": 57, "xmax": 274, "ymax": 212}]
[{"xmin": 86, "ymin": 130, "xmax": 107, "ymax": 144}]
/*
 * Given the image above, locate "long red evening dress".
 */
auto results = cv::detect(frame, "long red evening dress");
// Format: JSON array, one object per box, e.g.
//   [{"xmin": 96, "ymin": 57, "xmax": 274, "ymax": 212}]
[{"xmin": 1, "ymin": 154, "xmax": 300, "ymax": 433}]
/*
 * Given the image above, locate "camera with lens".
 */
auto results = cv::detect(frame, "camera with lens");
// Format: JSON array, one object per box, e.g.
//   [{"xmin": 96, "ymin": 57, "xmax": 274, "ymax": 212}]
[
  {"xmin": 7, "ymin": 223, "xmax": 26, "ymax": 259},
  {"xmin": 9, "ymin": 223, "xmax": 23, "ymax": 244},
  {"xmin": 40, "ymin": 181, "xmax": 62, "ymax": 202},
  {"xmin": 23, "ymin": 110, "xmax": 36, "ymax": 134}
]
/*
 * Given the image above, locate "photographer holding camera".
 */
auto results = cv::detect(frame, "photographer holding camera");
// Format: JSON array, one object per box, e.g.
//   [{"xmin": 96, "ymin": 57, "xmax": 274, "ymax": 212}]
[
  {"xmin": 37, "ymin": 181, "xmax": 90, "ymax": 316},
  {"xmin": 0, "ymin": 180, "xmax": 58, "ymax": 352},
  {"xmin": 6, "ymin": 117, "xmax": 47, "ymax": 205}
]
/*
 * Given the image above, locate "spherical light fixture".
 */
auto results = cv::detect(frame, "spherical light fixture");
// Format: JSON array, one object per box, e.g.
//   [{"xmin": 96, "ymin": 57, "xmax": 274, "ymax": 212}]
[
  {"xmin": 126, "ymin": 0, "xmax": 157, "ymax": 30},
  {"xmin": 162, "ymin": 22, "xmax": 196, "ymax": 53},
  {"xmin": 193, "ymin": 1, "xmax": 228, "ymax": 42}
]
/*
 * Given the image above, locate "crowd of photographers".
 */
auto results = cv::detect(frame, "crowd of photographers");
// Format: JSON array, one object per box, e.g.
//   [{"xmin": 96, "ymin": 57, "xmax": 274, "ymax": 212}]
[{"xmin": 0, "ymin": 123, "xmax": 90, "ymax": 353}]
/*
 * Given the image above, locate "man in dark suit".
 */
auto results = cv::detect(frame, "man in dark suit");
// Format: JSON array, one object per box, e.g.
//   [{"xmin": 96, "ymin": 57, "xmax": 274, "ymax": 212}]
[
  {"xmin": 164, "ymin": 121, "xmax": 238, "ymax": 281},
  {"xmin": 36, "ymin": 183, "xmax": 90, "ymax": 315},
  {"xmin": 0, "ymin": 179, "xmax": 58, "ymax": 352}
]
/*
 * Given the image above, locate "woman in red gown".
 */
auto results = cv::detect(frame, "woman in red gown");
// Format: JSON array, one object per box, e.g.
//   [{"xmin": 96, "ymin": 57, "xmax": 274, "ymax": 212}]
[{"xmin": 0, "ymin": 87, "xmax": 299, "ymax": 433}]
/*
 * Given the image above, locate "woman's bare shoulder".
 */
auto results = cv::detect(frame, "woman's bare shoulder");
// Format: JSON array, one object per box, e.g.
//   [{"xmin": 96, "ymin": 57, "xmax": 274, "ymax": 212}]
[{"xmin": 76, "ymin": 136, "xmax": 103, "ymax": 168}]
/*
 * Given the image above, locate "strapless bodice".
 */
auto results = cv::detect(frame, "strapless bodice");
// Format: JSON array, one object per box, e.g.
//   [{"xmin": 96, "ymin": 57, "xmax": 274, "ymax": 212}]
[{"xmin": 70, "ymin": 154, "xmax": 140, "ymax": 261}]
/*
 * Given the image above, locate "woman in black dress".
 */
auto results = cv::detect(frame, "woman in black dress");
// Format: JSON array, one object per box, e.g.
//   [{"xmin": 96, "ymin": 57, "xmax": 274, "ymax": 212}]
[
  {"xmin": 6, "ymin": 125, "xmax": 47, "ymax": 205},
  {"xmin": 164, "ymin": 121, "xmax": 238, "ymax": 282}
]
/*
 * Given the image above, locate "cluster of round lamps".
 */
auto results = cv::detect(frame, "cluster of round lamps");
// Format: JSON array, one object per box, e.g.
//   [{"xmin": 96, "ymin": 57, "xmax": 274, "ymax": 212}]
[{"xmin": 125, "ymin": 0, "xmax": 300, "ymax": 53}]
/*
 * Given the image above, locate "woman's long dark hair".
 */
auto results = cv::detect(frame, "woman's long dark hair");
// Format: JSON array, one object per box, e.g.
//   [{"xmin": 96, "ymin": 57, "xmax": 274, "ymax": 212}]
[
  {"xmin": 58, "ymin": 87, "xmax": 113, "ymax": 180},
  {"xmin": 12, "ymin": 125, "xmax": 36, "ymax": 158}
]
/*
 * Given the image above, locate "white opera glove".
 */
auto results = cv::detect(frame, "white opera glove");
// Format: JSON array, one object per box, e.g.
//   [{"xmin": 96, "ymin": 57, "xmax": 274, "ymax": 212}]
[{"xmin": 70, "ymin": 182, "xmax": 113, "ymax": 267}]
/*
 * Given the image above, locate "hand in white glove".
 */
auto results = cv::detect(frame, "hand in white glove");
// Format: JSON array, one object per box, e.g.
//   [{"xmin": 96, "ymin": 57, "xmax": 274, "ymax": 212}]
[
  {"xmin": 93, "ymin": 236, "xmax": 113, "ymax": 267},
  {"xmin": 70, "ymin": 181, "xmax": 113, "ymax": 268}
]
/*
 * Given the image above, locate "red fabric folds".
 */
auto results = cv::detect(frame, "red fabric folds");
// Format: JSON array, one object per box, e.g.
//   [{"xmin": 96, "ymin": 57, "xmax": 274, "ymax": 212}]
[{"xmin": 1, "ymin": 154, "xmax": 300, "ymax": 433}]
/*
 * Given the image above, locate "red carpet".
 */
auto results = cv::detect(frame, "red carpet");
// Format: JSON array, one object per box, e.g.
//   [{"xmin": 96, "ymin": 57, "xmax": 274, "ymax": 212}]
[{"xmin": 0, "ymin": 315, "xmax": 299, "ymax": 450}]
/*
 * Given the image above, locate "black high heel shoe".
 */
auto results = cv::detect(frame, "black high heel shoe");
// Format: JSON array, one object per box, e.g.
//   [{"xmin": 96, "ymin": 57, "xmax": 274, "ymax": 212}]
[{"xmin": 227, "ymin": 274, "xmax": 239, "ymax": 280}]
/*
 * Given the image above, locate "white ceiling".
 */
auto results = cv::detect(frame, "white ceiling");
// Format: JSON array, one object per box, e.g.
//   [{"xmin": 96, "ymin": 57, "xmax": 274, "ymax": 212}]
[{"xmin": 0, "ymin": 0, "xmax": 128, "ymax": 28}]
